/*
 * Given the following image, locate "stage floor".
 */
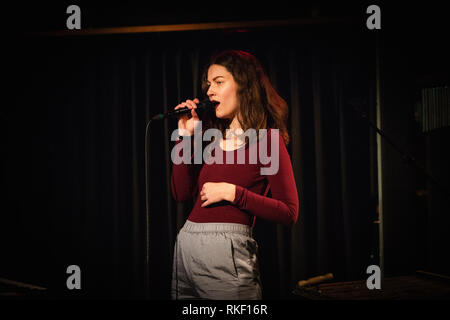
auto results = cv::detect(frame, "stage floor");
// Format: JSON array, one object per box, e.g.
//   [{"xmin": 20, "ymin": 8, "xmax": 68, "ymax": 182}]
[{"xmin": 292, "ymin": 272, "xmax": 450, "ymax": 300}]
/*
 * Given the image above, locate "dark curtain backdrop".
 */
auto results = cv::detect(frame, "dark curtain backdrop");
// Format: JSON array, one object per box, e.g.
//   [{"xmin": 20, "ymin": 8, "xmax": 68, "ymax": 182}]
[{"xmin": 2, "ymin": 27, "xmax": 376, "ymax": 298}]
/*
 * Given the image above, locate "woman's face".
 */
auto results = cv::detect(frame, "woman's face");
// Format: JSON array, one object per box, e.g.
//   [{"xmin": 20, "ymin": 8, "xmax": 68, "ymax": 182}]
[{"xmin": 206, "ymin": 64, "xmax": 239, "ymax": 119}]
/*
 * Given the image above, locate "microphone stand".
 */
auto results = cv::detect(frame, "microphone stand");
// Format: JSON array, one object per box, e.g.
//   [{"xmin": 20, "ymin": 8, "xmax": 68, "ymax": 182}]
[
  {"xmin": 144, "ymin": 118, "xmax": 153, "ymax": 299},
  {"xmin": 350, "ymin": 103, "xmax": 450, "ymax": 200},
  {"xmin": 144, "ymin": 102, "xmax": 211, "ymax": 299}
]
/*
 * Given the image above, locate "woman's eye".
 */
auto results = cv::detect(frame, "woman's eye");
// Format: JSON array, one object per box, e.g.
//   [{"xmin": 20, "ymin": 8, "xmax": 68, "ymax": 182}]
[{"xmin": 216, "ymin": 81, "xmax": 223, "ymax": 85}]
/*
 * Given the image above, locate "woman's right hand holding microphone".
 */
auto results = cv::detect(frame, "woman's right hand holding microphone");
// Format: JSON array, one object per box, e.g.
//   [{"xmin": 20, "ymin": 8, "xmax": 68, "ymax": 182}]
[{"xmin": 174, "ymin": 98, "xmax": 200, "ymax": 136}]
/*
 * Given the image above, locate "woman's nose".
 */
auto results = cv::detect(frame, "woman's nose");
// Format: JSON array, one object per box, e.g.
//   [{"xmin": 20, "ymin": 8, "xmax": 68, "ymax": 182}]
[{"xmin": 207, "ymin": 86, "xmax": 215, "ymax": 98}]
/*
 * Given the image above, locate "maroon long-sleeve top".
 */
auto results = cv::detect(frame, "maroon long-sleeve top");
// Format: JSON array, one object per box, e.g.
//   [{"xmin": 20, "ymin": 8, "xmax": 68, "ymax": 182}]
[{"xmin": 170, "ymin": 128, "xmax": 299, "ymax": 227}]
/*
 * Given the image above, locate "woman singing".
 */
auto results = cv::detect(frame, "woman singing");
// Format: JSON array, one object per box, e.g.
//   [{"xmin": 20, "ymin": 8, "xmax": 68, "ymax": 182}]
[{"xmin": 170, "ymin": 50, "xmax": 299, "ymax": 300}]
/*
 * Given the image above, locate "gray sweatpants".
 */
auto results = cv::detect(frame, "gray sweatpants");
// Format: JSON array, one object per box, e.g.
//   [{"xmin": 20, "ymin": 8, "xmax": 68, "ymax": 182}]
[{"xmin": 171, "ymin": 220, "xmax": 262, "ymax": 300}]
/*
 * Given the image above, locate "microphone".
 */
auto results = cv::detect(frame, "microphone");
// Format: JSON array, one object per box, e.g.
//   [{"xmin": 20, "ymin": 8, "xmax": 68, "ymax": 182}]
[{"xmin": 151, "ymin": 99, "xmax": 218, "ymax": 121}]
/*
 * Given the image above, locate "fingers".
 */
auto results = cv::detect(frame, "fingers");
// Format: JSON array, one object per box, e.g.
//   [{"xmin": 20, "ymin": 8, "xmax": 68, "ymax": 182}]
[
  {"xmin": 174, "ymin": 104, "xmax": 181, "ymax": 110},
  {"xmin": 185, "ymin": 99, "xmax": 197, "ymax": 108},
  {"xmin": 174, "ymin": 98, "xmax": 200, "ymax": 117},
  {"xmin": 201, "ymin": 195, "xmax": 209, "ymax": 207},
  {"xmin": 200, "ymin": 185, "xmax": 210, "ymax": 207},
  {"xmin": 185, "ymin": 99, "xmax": 199, "ymax": 118},
  {"xmin": 199, "ymin": 189, "xmax": 207, "ymax": 205},
  {"xmin": 175, "ymin": 99, "xmax": 198, "ymax": 110},
  {"xmin": 201, "ymin": 201, "xmax": 209, "ymax": 208}
]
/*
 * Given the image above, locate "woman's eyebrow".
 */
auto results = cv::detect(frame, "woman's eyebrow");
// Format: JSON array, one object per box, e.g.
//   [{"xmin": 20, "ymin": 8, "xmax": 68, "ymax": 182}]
[{"xmin": 207, "ymin": 76, "xmax": 225, "ymax": 82}]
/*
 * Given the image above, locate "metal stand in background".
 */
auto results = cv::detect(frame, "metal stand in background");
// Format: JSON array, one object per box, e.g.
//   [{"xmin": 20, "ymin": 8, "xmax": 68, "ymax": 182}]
[
  {"xmin": 352, "ymin": 32, "xmax": 450, "ymax": 287},
  {"xmin": 350, "ymin": 83, "xmax": 450, "ymax": 201},
  {"xmin": 374, "ymin": 31, "xmax": 385, "ymax": 283},
  {"xmin": 144, "ymin": 118, "xmax": 154, "ymax": 299},
  {"xmin": 144, "ymin": 114, "xmax": 178, "ymax": 299}
]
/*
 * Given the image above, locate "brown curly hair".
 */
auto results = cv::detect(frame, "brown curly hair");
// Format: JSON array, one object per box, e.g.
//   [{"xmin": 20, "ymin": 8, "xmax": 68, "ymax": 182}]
[{"xmin": 200, "ymin": 50, "xmax": 290, "ymax": 146}]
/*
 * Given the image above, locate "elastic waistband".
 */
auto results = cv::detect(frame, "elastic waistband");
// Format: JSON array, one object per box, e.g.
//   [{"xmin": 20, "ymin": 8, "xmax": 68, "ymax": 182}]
[{"xmin": 181, "ymin": 220, "xmax": 253, "ymax": 237}]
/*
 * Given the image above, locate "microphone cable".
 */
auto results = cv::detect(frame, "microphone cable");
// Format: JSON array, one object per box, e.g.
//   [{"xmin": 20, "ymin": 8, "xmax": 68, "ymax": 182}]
[
  {"xmin": 144, "ymin": 118, "xmax": 152, "ymax": 299},
  {"xmin": 145, "ymin": 118, "xmax": 180, "ymax": 300}
]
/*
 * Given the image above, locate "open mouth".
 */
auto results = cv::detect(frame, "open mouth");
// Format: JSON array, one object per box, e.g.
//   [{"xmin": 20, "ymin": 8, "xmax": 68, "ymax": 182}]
[{"xmin": 212, "ymin": 101, "xmax": 220, "ymax": 109}]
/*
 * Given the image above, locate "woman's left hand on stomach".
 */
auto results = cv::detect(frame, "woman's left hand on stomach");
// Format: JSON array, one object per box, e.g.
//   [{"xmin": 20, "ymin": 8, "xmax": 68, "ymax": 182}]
[{"xmin": 200, "ymin": 182, "xmax": 236, "ymax": 207}]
